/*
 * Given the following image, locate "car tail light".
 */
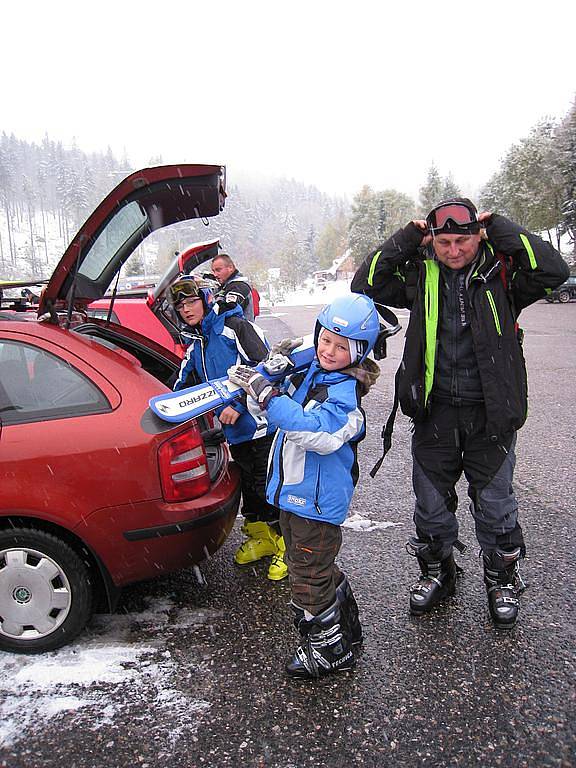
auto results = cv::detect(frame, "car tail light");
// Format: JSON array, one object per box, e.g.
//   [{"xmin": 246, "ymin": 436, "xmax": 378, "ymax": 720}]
[{"xmin": 158, "ymin": 425, "xmax": 210, "ymax": 502}]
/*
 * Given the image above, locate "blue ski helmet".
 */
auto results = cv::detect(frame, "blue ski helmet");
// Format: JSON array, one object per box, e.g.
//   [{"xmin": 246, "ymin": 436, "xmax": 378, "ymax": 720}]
[
  {"xmin": 315, "ymin": 293, "xmax": 380, "ymax": 366},
  {"xmin": 168, "ymin": 275, "xmax": 214, "ymax": 312}
]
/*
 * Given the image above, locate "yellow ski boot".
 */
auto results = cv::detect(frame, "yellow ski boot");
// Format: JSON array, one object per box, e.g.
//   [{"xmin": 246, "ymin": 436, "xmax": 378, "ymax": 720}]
[
  {"xmin": 234, "ymin": 521, "xmax": 277, "ymax": 565},
  {"xmin": 268, "ymin": 535, "xmax": 288, "ymax": 581}
]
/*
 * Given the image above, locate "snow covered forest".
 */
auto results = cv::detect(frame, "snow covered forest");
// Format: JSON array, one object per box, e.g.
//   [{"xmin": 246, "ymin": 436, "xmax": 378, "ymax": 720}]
[
  {"xmin": 1, "ymin": 95, "xmax": 574, "ymax": 289},
  {"xmin": 0, "ymin": 134, "xmax": 349, "ymax": 289}
]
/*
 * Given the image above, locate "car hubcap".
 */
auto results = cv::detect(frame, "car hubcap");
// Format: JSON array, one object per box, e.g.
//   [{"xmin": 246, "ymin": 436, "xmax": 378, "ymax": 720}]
[{"xmin": 0, "ymin": 547, "xmax": 72, "ymax": 640}]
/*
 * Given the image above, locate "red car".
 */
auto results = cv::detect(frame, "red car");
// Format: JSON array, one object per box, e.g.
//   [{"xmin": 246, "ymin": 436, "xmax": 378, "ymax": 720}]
[{"xmin": 0, "ymin": 165, "xmax": 241, "ymax": 654}]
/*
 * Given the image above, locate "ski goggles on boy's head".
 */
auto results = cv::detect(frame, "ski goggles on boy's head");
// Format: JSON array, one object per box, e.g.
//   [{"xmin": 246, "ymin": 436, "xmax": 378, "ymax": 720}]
[
  {"xmin": 168, "ymin": 279, "xmax": 201, "ymax": 306},
  {"xmin": 426, "ymin": 200, "xmax": 480, "ymax": 236}
]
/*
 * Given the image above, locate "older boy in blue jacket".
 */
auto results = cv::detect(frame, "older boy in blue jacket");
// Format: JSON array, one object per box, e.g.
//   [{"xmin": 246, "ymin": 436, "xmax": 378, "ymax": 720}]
[{"xmin": 169, "ymin": 276, "xmax": 286, "ymax": 581}]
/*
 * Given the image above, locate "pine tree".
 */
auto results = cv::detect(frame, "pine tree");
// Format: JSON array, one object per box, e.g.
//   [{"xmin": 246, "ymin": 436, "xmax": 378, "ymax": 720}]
[
  {"xmin": 441, "ymin": 173, "xmax": 461, "ymax": 200},
  {"xmin": 21, "ymin": 174, "xmax": 39, "ymax": 276},
  {"xmin": 0, "ymin": 139, "xmax": 16, "ymax": 265},
  {"xmin": 480, "ymin": 119, "xmax": 564, "ymax": 237},
  {"xmin": 557, "ymin": 98, "xmax": 576, "ymax": 252},
  {"xmin": 375, "ymin": 189, "xmax": 417, "ymax": 238},
  {"xmin": 349, "ymin": 186, "xmax": 379, "ymax": 267},
  {"xmin": 418, "ymin": 164, "xmax": 444, "ymax": 214}
]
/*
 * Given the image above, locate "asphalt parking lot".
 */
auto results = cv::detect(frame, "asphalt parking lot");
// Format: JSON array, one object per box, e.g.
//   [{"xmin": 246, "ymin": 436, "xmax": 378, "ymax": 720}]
[{"xmin": 1, "ymin": 300, "xmax": 575, "ymax": 768}]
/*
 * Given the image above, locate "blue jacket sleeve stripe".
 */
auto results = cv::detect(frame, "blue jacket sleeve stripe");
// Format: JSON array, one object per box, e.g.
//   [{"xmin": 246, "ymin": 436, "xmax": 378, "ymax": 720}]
[
  {"xmin": 267, "ymin": 393, "xmax": 364, "ymax": 455},
  {"xmin": 285, "ymin": 408, "xmax": 364, "ymax": 455}
]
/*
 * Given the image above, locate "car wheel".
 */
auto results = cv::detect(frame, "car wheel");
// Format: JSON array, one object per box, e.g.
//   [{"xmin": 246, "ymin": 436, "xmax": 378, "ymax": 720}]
[
  {"xmin": 558, "ymin": 290, "xmax": 570, "ymax": 303},
  {"xmin": 0, "ymin": 529, "xmax": 93, "ymax": 654}
]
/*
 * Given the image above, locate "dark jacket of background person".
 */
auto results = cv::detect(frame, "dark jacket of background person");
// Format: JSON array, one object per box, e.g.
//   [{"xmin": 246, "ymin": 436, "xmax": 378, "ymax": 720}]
[{"xmin": 218, "ymin": 269, "xmax": 255, "ymax": 321}]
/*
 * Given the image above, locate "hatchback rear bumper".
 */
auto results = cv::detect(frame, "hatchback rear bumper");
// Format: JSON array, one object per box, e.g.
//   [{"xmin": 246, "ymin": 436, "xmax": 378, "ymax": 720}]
[{"xmin": 74, "ymin": 464, "xmax": 241, "ymax": 586}]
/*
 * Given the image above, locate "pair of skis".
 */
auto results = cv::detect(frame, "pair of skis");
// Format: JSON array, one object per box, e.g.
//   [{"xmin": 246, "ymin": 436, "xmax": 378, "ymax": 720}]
[{"xmin": 149, "ymin": 335, "xmax": 315, "ymax": 423}]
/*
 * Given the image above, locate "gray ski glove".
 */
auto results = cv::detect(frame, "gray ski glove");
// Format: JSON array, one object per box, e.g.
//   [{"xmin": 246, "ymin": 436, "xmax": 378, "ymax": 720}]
[
  {"xmin": 269, "ymin": 337, "xmax": 303, "ymax": 357},
  {"xmin": 228, "ymin": 365, "xmax": 278, "ymax": 407}
]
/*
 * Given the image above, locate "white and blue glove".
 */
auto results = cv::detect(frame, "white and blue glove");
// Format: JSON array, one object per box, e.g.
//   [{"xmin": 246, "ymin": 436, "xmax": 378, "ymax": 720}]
[{"xmin": 228, "ymin": 365, "xmax": 278, "ymax": 408}]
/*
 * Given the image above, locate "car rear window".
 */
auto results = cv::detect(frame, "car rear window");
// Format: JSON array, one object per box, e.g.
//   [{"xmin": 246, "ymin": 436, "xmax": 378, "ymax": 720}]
[
  {"xmin": 0, "ymin": 341, "xmax": 110, "ymax": 425},
  {"xmin": 87, "ymin": 308, "xmax": 121, "ymax": 323},
  {"xmin": 79, "ymin": 201, "xmax": 147, "ymax": 280}
]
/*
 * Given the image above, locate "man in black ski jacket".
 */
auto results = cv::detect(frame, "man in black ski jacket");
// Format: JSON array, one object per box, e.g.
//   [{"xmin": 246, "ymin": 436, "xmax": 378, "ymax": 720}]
[
  {"xmin": 351, "ymin": 198, "xmax": 569, "ymax": 628},
  {"xmin": 211, "ymin": 253, "xmax": 256, "ymax": 321}
]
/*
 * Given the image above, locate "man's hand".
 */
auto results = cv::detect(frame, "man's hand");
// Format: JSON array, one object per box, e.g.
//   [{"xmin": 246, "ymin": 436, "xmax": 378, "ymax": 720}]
[
  {"xmin": 478, "ymin": 211, "xmax": 492, "ymax": 239},
  {"xmin": 228, "ymin": 365, "xmax": 277, "ymax": 407},
  {"xmin": 412, "ymin": 220, "xmax": 432, "ymax": 246},
  {"xmin": 218, "ymin": 405, "xmax": 241, "ymax": 425}
]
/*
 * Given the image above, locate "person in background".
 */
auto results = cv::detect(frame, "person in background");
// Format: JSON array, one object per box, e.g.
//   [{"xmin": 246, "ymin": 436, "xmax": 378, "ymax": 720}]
[
  {"xmin": 211, "ymin": 253, "xmax": 257, "ymax": 321},
  {"xmin": 351, "ymin": 198, "xmax": 570, "ymax": 629},
  {"xmin": 228, "ymin": 293, "xmax": 383, "ymax": 679},
  {"xmin": 168, "ymin": 276, "xmax": 287, "ymax": 581}
]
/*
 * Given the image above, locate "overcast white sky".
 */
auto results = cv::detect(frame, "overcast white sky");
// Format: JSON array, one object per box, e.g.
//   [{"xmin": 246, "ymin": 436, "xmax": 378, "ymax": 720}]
[{"xmin": 1, "ymin": 0, "xmax": 574, "ymax": 202}]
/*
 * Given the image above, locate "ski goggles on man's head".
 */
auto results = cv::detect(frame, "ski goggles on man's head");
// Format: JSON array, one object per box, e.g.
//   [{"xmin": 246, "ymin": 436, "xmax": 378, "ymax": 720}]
[
  {"xmin": 426, "ymin": 201, "xmax": 480, "ymax": 236},
  {"xmin": 168, "ymin": 279, "xmax": 201, "ymax": 306}
]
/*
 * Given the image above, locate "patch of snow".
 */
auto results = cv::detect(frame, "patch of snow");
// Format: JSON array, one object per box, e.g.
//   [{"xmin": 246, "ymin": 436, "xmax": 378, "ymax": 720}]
[
  {"xmin": 0, "ymin": 597, "xmax": 218, "ymax": 751},
  {"xmin": 342, "ymin": 513, "xmax": 399, "ymax": 532}
]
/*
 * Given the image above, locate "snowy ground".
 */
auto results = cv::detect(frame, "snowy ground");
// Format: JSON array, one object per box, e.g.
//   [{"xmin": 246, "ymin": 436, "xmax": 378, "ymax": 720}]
[
  {"xmin": 261, "ymin": 278, "xmax": 353, "ymax": 308},
  {"xmin": 0, "ymin": 596, "xmax": 217, "ymax": 754},
  {"xmin": 0, "ymin": 512, "xmax": 397, "ymax": 754}
]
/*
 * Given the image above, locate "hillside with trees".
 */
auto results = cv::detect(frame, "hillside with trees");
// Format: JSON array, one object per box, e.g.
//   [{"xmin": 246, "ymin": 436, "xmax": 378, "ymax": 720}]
[
  {"xmin": 0, "ymin": 133, "xmax": 348, "ymax": 290},
  {"xmin": 1, "ymin": 95, "xmax": 574, "ymax": 290},
  {"xmin": 479, "ymin": 99, "xmax": 576, "ymax": 254}
]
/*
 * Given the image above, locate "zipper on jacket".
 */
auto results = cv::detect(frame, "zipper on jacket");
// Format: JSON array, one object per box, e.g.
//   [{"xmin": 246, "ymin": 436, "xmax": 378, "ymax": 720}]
[
  {"xmin": 196, "ymin": 335, "xmax": 209, "ymax": 382},
  {"xmin": 485, "ymin": 290, "xmax": 502, "ymax": 340},
  {"xmin": 450, "ymin": 272, "xmax": 459, "ymax": 399},
  {"xmin": 314, "ymin": 469, "xmax": 322, "ymax": 516},
  {"xmin": 423, "ymin": 260, "xmax": 440, "ymax": 407}
]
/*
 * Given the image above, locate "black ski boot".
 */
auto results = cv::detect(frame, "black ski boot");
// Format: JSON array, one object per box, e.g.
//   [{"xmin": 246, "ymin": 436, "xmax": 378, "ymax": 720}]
[
  {"xmin": 286, "ymin": 601, "xmax": 355, "ymax": 679},
  {"xmin": 336, "ymin": 575, "xmax": 363, "ymax": 645},
  {"xmin": 406, "ymin": 538, "xmax": 457, "ymax": 615},
  {"xmin": 483, "ymin": 547, "xmax": 525, "ymax": 629}
]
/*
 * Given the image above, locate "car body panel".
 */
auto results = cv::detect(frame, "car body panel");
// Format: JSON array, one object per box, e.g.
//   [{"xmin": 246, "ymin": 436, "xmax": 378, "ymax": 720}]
[
  {"xmin": 70, "ymin": 469, "xmax": 240, "ymax": 586},
  {"xmin": 0, "ymin": 321, "xmax": 239, "ymax": 575},
  {"xmin": 87, "ymin": 297, "xmax": 179, "ymax": 353}
]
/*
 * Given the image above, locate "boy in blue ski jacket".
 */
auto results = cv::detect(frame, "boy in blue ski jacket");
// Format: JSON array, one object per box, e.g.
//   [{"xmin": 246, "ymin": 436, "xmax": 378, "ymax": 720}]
[
  {"xmin": 229, "ymin": 293, "xmax": 385, "ymax": 679},
  {"xmin": 168, "ymin": 276, "xmax": 287, "ymax": 581}
]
